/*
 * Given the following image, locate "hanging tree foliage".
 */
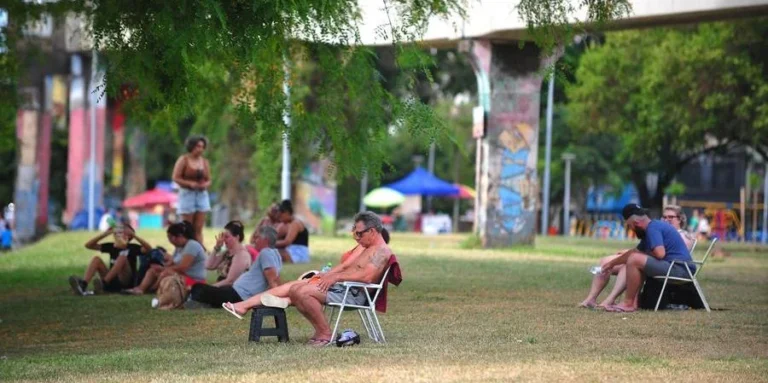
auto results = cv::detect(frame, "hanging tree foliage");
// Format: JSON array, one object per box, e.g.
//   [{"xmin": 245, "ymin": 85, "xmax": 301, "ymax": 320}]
[{"xmin": 2, "ymin": 0, "xmax": 633, "ymax": 185}]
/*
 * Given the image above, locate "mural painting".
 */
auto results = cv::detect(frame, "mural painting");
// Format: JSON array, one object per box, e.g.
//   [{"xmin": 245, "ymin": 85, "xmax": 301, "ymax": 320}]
[
  {"xmin": 294, "ymin": 159, "xmax": 337, "ymax": 235},
  {"xmin": 484, "ymin": 43, "xmax": 545, "ymax": 246}
]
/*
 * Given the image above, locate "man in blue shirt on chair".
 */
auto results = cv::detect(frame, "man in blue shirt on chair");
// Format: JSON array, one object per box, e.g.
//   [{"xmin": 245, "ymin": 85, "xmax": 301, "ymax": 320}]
[{"xmin": 601, "ymin": 203, "xmax": 694, "ymax": 313}]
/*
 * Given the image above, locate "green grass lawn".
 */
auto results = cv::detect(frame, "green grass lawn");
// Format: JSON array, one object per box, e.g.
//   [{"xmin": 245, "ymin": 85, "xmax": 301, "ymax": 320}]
[{"xmin": 1, "ymin": 231, "xmax": 767, "ymax": 382}]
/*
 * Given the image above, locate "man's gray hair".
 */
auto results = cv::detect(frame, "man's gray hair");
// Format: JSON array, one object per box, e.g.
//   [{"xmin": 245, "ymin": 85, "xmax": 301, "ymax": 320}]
[
  {"xmin": 353, "ymin": 211, "xmax": 383, "ymax": 233},
  {"xmin": 259, "ymin": 226, "xmax": 278, "ymax": 248}
]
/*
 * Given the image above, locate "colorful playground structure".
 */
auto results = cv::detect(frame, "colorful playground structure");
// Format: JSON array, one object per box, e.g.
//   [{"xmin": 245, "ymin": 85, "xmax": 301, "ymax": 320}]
[{"xmin": 578, "ymin": 185, "xmax": 765, "ymax": 242}]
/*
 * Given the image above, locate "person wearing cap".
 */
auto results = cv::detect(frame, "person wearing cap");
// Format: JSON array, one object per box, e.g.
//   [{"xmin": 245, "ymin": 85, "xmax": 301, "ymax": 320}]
[
  {"xmin": 580, "ymin": 204, "xmax": 696, "ymax": 309},
  {"xmin": 598, "ymin": 203, "xmax": 695, "ymax": 313}
]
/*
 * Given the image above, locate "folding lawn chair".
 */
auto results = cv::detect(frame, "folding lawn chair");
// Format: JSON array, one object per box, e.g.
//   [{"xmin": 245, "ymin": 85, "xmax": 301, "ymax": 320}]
[
  {"xmin": 653, "ymin": 238, "xmax": 717, "ymax": 312},
  {"xmin": 325, "ymin": 266, "xmax": 391, "ymax": 344}
]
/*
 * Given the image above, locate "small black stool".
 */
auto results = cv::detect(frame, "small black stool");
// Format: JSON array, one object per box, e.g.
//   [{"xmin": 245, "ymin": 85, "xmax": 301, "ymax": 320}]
[{"xmin": 249, "ymin": 307, "xmax": 289, "ymax": 342}]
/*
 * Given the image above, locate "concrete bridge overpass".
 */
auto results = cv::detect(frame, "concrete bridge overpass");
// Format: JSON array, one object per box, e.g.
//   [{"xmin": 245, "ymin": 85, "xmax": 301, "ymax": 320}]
[
  {"xmin": 356, "ymin": 0, "xmax": 768, "ymax": 247},
  {"xmin": 358, "ymin": 0, "xmax": 768, "ymax": 46}
]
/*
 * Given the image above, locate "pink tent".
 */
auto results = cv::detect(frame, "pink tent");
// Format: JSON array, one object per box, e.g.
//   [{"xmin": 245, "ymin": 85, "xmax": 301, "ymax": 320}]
[{"xmin": 122, "ymin": 188, "xmax": 177, "ymax": 209}]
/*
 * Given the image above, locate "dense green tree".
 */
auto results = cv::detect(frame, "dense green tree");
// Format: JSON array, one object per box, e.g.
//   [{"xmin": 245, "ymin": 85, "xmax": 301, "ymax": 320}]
[{"xmin": 566, "ymin": 18, "xmax": 768, "ymax": 208}]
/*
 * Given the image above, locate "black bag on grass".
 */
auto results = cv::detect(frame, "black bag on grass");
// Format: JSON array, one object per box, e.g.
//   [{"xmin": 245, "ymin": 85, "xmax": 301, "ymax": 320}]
[{"xmin": 640, "ymin": 278, "xmax": 705, "ymax": 310}]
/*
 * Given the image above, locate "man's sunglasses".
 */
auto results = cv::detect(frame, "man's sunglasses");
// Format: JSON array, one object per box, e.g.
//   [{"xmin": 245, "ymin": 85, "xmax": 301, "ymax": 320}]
[
  {"xmin": 353, "ymin": 227, "xmax": 372, "ymax": 238},
  {"xmin": 662, "ymin": 215, "xmax": 678, "ymax": 220}
]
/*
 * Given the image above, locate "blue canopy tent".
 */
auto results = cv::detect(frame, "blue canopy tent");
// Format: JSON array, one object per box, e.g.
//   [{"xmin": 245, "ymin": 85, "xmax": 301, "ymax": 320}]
[
  {"xmin": 385, "ymin": 167, "xmax": 459, "ymax": 196},
  {"xmin": 384, "ymin": 167, "xmax": 460, "ymax": 196}
]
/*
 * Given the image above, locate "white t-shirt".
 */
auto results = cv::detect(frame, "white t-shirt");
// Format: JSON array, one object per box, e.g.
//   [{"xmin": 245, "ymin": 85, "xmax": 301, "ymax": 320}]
[
  {"xmin": 697, "ymin": 218, "xmax": 711, "ymax": 234},
  {"xmin": 173, "ymin": 240, "xmax": 208, "ymax": 281}
]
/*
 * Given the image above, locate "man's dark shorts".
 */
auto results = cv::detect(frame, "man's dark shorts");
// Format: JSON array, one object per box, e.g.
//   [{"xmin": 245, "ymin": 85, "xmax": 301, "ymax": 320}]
[
  {"xmin": 326, "ymin": 283, "xmax": 368, "ymax": 306},
  {"xmin": 644, "ymin": 256, "xmax": 695, "ymax": 278}
]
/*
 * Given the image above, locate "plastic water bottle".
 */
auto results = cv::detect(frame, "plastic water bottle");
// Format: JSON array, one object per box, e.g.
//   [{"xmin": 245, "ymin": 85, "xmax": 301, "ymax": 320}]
[
  {"xmin": 321, "ymin": 262, "xmax": 332, "ymax": 274},
  {"xmin": 589, "ymin": 266, "xmax": 602, "ymax": 275}
]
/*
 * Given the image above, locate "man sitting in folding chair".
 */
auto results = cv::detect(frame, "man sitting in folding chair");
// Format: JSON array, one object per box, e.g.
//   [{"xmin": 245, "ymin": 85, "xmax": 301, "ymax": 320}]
[
  {"xmin": 600, "ymin": 203, "xmax": 696, "ymax": 313},
  {"xmin": 289, "ymin": 211, "xmax": 392, "ymax": 347}
]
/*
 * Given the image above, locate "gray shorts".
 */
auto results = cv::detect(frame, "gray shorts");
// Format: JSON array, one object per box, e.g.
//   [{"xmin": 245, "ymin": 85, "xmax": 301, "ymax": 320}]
[
  {"xmin": 177, "ymin": 188, "xmax": 211, "ymax": 215},
  {"xmin": 644, "ymin": 256, "xmax": 695, "ymax": 278},
  {"xmin": 326, "ymin": 283, "xmax": 368, "ymax": 306}
]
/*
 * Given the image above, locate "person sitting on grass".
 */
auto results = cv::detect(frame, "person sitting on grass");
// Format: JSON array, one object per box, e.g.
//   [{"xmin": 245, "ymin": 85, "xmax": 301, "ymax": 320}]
[
  {"xmin": 598, "ymin": 203, "xmax": 695, "ymax": 313},
  {"xmin": 274, "ymin": 200, "xmax": 310, "ymax": 264},
  {"xmin": 123, "ymin": 221, "xmax": 207, "ymax": 295},
  {"xmin": 579, "ymin": 205, "xmax": 695, "ymax": 309},
  {"xmin": 188, "ymin": 226, "xmax": 282, "ymax": 309},
  {"xmin": 69, "ymin": 224, "xmax": 152, "ymax": 295},
  {"xmin": 249, "ymin": 204, "xmax": 281, "ymax": 246},
  {"xmin": 223, "ymin": 227, "xmax": 391, "ymax": 318},
  {"xmin": 206, "ymin": 221, "xmax": 251, "ymax": 286}
]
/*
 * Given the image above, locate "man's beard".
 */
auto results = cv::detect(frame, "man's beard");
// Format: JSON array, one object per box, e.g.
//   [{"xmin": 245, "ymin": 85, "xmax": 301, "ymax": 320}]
[{"xmin": 635, "ymin": 227, "xmax": 646, "ymax": 239}]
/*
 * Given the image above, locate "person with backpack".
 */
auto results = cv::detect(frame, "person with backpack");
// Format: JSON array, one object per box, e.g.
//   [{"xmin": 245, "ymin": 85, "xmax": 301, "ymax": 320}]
[
  {"xmin": 68, "ymin": 224, "xmax": 152, "ymax": 295},
  {"xmin": 123, "ymin": 221, "xmax": 207, "ymax": 295}
]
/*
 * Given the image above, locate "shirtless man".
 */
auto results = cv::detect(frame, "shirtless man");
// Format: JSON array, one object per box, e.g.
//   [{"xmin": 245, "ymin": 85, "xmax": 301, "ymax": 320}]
[
  {"xmin": 289, "ymin": 211, "xmax": 391, "ymax": 346},
  {"xmin": 222, "ymin": 227, "xmax": 391, "ymax": 318}
]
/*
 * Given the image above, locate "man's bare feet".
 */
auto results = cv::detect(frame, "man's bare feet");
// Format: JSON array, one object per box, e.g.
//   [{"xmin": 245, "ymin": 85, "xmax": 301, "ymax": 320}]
[
  {"xmin": 309, "ymin": 333, "xmax": 332, "ymax": 346},
  {"xmin": 597, "ymin": 300, "xmax": 616, "ymax": 309},
  {"xmin": 121, "ymin": 288, "xmax": 144, "ymax": 295},
  {"xmin": 231, "ymin": 301, "xmax": 248, "ymax": 316},
  {"xmin": 578, "ymin": 300, "xmax": 597, "ymax": 309}
]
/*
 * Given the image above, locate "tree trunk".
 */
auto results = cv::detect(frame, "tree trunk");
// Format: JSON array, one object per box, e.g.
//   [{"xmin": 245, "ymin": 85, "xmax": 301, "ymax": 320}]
[
  {"xmin": 125, "ymin": 127, "xmax": 147, "ymax": 197},
  {"xmin": 452, "ymin": 148, "xmax": 460, "ymax": 233},
  {"xmin": 631, "ymin": 173, "xmax": 651, "ymax": 208}
]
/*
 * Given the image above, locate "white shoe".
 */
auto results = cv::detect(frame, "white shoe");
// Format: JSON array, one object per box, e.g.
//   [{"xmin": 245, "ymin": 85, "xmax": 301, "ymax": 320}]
[{"xmin": 260, "ymin": 293, "xmax": 290, "ymax": 309}]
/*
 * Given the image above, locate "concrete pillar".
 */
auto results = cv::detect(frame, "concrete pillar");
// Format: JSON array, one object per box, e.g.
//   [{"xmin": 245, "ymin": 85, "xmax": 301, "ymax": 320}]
[
  {"xmin": 14, "ymin": 88, "xmax": 40, "ymax": 242},
  {"xmin": 65, "ymin": 55, "xmax": 86, "ymax": 223},
  {"xmin": 65, "ymin": 54, "xmax": 105, "ymax": 226},
  {"xmin": 469, "ymin": 40, "xmax": 553, "ymax": 247},
  {"xmin": 36, "ymin": 77, "xmax": 54, "ymax": 232}
]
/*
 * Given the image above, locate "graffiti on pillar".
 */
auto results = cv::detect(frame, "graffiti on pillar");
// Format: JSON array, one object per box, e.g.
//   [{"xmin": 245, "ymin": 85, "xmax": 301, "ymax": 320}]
[
  {"xmin": 497, "ymin": 122, "xmax": 537, "ymax": 234},
  {"xmin": 485, "ymin": 43, "xmax": 544, "ymax": 246},
  {"xmin": 51, "ymin": 76, "xmax": 68, "ymax": 130}
]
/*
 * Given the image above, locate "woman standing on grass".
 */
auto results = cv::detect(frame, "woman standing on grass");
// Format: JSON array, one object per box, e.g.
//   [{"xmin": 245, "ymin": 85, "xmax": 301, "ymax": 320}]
[{"xmin": 172, "ymin": 135, "xmax": 211, "ymax": 247}]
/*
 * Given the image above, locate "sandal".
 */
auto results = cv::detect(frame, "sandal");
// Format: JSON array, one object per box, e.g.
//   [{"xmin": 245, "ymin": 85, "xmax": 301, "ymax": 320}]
[
  {"xmin": 222, "ymin": 302, "xmax": 244, "ymax": 320},
  {"xmin": 307, "ymin": 338, "xmax": 332, "ymax": 347},
  {"xmin": 605, "ymin": 305, "xmax": 636, "ymax": 313}
]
